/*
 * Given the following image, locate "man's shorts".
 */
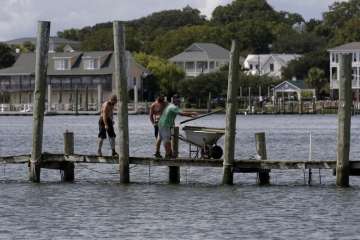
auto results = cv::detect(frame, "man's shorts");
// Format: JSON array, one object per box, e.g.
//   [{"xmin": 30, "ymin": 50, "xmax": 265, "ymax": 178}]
[
  {"xmin": 158, "ymin": 127, "xmax": 171, "ymax": 142},
  {"xmin": 98, "ymin": 117, "xmax": 116, "ymax": 139}
]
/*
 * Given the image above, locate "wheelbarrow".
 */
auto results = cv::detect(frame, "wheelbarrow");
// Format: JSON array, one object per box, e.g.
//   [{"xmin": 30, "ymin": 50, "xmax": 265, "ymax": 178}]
[{"xmin": 179, "ymin": 125, "xmax": 225, "ymax": 159}]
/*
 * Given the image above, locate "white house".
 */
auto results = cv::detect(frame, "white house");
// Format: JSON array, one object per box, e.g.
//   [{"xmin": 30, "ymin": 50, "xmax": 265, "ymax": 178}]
[
  {"xmin": 328, "ymin": 42, "xmax": 360, "ymax": 89},
  {"xmin": 243, "ymin": 54, "xmax": 301, "ymax": 78},
  {"xmin": 169, "ymin": 43, "xmax": 230, "ymax": 77}
]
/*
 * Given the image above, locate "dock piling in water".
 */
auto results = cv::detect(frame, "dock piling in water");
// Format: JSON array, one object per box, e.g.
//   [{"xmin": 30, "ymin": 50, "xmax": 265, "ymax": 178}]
[
  {"xmin": 222, "ymin": 40, "xmax": 240, "ymax": 185},
  {"xmin": 113, "ymin": 21, "xmax": 130, "ymax": 183},
  {"xmin": 63, "ymin": 131, "xmax": 75, "ymax": 182},
  {"xmin": 29, "ymin": 21, "xmax": 50, "ymax": 183},
  {"xmin": 255, "ymin": 132, "xmax": 270, "ymax": 185},
  {"xmin": 336, "ymin": 54, "xmax": 352, "ymax": 187},
  {"xmin": 169, "ymin": 127, "xmax": 180, "ymax": 184}
]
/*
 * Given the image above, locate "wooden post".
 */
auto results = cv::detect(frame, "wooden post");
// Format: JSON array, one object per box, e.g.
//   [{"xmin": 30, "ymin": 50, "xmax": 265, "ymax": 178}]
[
  {"xmin": 222, "ymin": 40, "xmax": 239, "ymax": 185},
  {"xmin": 255, "ymin": 132, "xmax": 270, "ymax": 185},
  {"xmin": 85, "ymin": 85, "xmax": 89, "ymax": 111},
  {"xmin": 248, "ymin": 87, "xmax": 251, "ymax": 111},
  {"xmin": 114, "ymin": 21, "xmax": 130, "ymax": 184},
  {"xmin": 47, "ymin": 84, "xmax": 52, "ymax": 112},
  {"xmin": 75, "ymin": 86, "xmax": 79, "ymax": 115},
  {"xmin": 30, "ymin": 21, "xmax": 50, "ymax": 182},
  {"xmin": 97, "ymin": 84, "xmax": 102, "ymax": 111},
  {"xmin": 169, "ymin": 127, "xmax": 180, "ymax": 184},
  {"xmin": 63, "ymin": 131, "xmax": 75, "ymax": 182},
  {"xmin": 336, "ymin": 54, "xmax": 352, "ymax": 187},
  {"xmin": 298, "ymin": 91, "xmax": 302, "ymax": 114},
  {"xmin": 207, "ymin": 92, "xmax": 212, "ymax": 113},
  {"xmin": 134, "ymin": 83, "xmax": 138, "ymax": 113}
]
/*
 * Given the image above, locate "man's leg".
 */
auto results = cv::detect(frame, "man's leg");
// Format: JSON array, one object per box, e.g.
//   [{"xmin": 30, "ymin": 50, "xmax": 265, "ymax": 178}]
[
  {"xmin": 97, "ymin": 138, "xmax": 104, "ymax": 156},
  {"xmin": 109, "ymin": 137, "xmax": 117, "ymax": 156},
  {"xmin": 107, "ymin": 120, "xmax": 117, "ymax": 157},
  {"xmin": 164, "ymin": 141, "xmax": 172, "ymax": 158}
]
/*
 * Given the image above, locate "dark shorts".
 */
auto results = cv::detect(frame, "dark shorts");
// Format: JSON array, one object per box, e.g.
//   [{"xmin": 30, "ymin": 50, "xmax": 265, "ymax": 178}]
[{"xmin": 98, "ymin": 117, "xmax": 116, "ymax": 139}]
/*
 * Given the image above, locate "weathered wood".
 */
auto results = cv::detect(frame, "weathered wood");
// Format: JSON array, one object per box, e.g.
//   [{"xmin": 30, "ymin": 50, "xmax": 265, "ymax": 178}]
[
  {"xmin": 255, "ymin": 132, "xmax": 270, "ymax": 185},
  {"xmin": 30, "ymin": 21, "xmax": 50, "ymax": 183},
  {"xmin": 47, "ymin": 84, "xmax": 52, "ymax": 112},
  {"xmin": 336, "ymin": 54, "xmax": 352, "ymax": 187},
  {"xmin": 113, "ymin": 21, "xmax": 130, "ymax": 183},
  {"xmin": 169, "ymin": 127, "xmax": 180, "ymax": 184},
  {"xmin": 63, "ymin": 131, "xmax": 75, "ymax": 182},
  {"xmin": 223, "ymin": 40, "xmax": 240, "ymax": 185},
  {"xmin": 134, "ymin": 83, "xmax": 138, "ymax": 113},
  {"xmin": 207, "ymin": 92, "xmax": 212, "ymax": 113}
]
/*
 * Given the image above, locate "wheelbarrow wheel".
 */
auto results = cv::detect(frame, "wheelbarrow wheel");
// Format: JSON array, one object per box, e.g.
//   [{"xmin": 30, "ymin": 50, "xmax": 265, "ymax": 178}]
[{"xmin": 211, "ymin": 145, "xmax": 223, "ymax": 159}]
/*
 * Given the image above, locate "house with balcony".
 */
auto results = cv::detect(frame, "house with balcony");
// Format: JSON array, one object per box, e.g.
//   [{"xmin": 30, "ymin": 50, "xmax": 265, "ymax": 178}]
[
  {"xmin": 243, "ymin": 54, "xmax": 301, "ymax": 78},
  {"xmin": 169, "ymin": 43, "xmax": 230, "ymax": 77},
  {"xmin": 0, "ymin": 51, "xmax": 147, "ymax": 109},
  {"xmin": 328, "ymin": 42, "xmax": 360, "ymax": 90}
]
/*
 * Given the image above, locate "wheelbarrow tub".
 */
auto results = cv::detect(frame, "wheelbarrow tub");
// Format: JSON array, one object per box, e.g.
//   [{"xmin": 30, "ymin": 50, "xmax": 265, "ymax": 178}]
[{"xmin": 182, "ymin": 126, "xmax": 225, "ymax": 147}]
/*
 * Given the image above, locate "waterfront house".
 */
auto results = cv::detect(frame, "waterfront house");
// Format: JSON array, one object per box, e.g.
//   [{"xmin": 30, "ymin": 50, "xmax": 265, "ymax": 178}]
[
  {"xmin": 243, "ymin": 54, "xmax": 301, "ymax": 78},
  {"xmin": 273, "ymin": 79, "xmax": 315, "ymax": 100},
  {"xmin": 169, "ymin": 43, "xmax": 230, "ymax": 77},
  {"xmin": 0, "ymin": 51, "xmax": 147, "ymax": 110},
  {"xmin": 5, "ymin": 37, "xmax": 80, "ymax": 53},
  {"xmin": 328, "ymin": 42, "xmax": 360, "ymax": 90}
]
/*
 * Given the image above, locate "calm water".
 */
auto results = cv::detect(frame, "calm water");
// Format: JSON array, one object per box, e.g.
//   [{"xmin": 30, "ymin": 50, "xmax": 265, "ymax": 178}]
[{"xmin": 0, "ymin": 114, "xmax": 360, "ymax": 239}]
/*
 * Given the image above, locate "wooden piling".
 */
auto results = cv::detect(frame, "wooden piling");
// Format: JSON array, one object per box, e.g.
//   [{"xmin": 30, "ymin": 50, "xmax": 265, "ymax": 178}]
[
  {"xmin": 255, "ymin": 132, "xmax": 270, "ymax": 185},
  {"xmin": 336, "ymin": 54, "xmax": 352, "ymax": 187},
  {"xmin": 47, "ymin": 84, "xmax": 52, "ymax": 112},
  {"xmin": 29, "ymin": 21, "xmax": 50, "ymax": 182},
  {"xmin": 63, "ymin": 131, "xmax": 75, "ymax": 182},
  {"xmin": 169, "ymin": 126, "xmax": 180, "ymax": 184},
  {"xmin": 222, "ymin": 40, "xmax": 240, "ymax": 185},
  {"xmin": 97, "ymin": 84, "xmax": 102, "ymax": 111},
  {"xmin": 207, "ymin": 92, "xmax": 212, "ymax": 113},
  {"xmin": 75, "ymin": 86, "xmax": 79, "ymax": 115},
  {"xmin": 113, "ymin": 21, "xmax": 130, "ymax": 183}
]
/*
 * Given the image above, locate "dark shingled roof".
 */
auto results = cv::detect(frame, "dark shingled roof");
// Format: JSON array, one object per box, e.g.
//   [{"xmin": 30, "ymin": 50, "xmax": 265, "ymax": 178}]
[
  {"xmin": 0, "ymin": 51, "xmax": 143, "ymax": 76},
  {"xmin": 328, "ymin": 42, "xmax": 360, "ymax": 52}
]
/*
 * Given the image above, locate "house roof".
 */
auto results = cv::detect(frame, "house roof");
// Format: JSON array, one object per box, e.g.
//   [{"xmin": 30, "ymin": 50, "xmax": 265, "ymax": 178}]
[
  {"xmin": 4, "ymin": 37, "xmax": 80, "ymax": 46},
  {"xmin": 0, "ymin": 51, "xmax": 145, "ymax": 76},
  {"xmin": 169, "ymin": 42, "xmax": 230, "ymax": 62},
  {"xmin": 273, "ymin": 80, "xmax": 307, "ymax": 92},
  {"xmin": 328, "ymin": 42, "xmax": 360, "ymax": 52}
]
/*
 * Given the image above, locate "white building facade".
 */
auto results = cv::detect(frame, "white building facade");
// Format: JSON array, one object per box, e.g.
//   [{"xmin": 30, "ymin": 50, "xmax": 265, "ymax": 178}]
[
  {"xmin": 243, "ymin": 54, "xmax": 301, "ymax": 78},
  {"xmin": 328, "ymin": 42, "xmax": 360, "ymax": 89}
]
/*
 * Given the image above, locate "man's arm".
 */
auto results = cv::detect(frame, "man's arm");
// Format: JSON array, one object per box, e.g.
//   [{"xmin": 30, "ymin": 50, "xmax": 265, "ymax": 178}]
[
  {"xmin": 179, "ymin": 111, "xmax": 198, "ymax": 118},
  {"xmin": 149, "ymin": 104, "xmax": 155, "ymax": 125}
]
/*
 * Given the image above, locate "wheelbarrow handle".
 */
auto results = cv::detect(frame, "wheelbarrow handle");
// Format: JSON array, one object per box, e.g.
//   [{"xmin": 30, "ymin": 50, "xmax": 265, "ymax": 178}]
[{"xmin": 180, "ymin": 108, "xmax": 224, "ymax": 125}]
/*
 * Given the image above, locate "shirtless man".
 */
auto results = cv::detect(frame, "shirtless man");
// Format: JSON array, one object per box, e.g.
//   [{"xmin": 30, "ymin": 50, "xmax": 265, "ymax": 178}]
[
  {"xmin": 149, "ymin": 95, "xmax": 167, "ymax": 158},
  {"xmin": 97, "ymin": 95, "xmax": 118, "ymax": 157}
]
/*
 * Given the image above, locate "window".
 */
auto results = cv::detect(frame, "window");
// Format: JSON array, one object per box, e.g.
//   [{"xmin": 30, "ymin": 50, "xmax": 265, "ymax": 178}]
[
  {"xmin": 270, "ymin": 63, "xmax": 274, "ymax": 72},
  {"xmin": 54, "ymin": 59, "xmax": 70, "ymax": 70},
  {"xmin": 353, "ymin": 53, "xmax": 358, "ymax": 62},
  {"xmin": 249, "ymin": 64, "xmax": 253, "ymax": 70},
  {"xmin": 185, "ymin": 62, "xmax": 195, "ymax": 72},
  {"xmin": 335, "ymin": 54, "xmax": 339, "ymax": 63},
  {"xmin": 196, "ymin": 61, "xmax": 208, "ymax": 72},
  {"xmin": 353, "ymin": 67, "xmax": 358, "ymax": 82},
  {"xmin": 209, "ymin": 61, "xmax": 215, "ymax": 69},
  {"xmin": 331, "ymin": 53, "xmax": 335, "ymax": 63},
  {"xmin": 83, "ymin": 58, "xmax": 99, "ymax": 70},
  {"xmin": 331, "ymin": 67, "xmax": 338, "ymax": 81}
]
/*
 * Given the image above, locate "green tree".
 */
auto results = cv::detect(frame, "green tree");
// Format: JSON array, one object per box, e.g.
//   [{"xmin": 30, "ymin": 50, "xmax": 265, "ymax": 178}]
[
  {"xmin": 134, "ymin": 52, "xmax": 184, "ymax": 98},
  {"xmin": 0, "ymin": 43, "xmax": 15, "ymax": 69},
  {"xmin": 81, "ymin": 28, "xmax": 113, "ymax": 51},
  {"xmin": 332, "ymin": 18, "xmax": 360, "ymax": 45},
  {"xmin": 305, "ymin": 67, "xmax": 329, "ymax": 97}
]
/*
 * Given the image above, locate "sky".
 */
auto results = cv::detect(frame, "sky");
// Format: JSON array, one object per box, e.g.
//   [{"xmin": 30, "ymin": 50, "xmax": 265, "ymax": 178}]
[{"xmin": 0, "ymin": 0, "xmax": 345, "ymax": 41}]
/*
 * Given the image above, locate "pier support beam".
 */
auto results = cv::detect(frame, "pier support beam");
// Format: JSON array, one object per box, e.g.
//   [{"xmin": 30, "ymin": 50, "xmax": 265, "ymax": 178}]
[
  {"xmin": 169, "ymin": 127, "xmax": 180, "ymax": 184},
  {"xmin": 30, "ymin": 21, "xmax": 50, "ymax": 183},
  {"xmin": 114, "ymin": 21, "xmax": 130, "ymax": 184},
  {"xmin": 222, "ymin": 40, "xmax": 240, "ymax": 185},
  {"xmin": 255, "ymin": 132, "xmax": 270, "ymax": 185},
  {"xmin": 62, "ymin": 131, "xmax": 75, "ymax": 182},
  {"xmin": 336, "ymin": 54, "xmax": 352, "ymax": 187}
]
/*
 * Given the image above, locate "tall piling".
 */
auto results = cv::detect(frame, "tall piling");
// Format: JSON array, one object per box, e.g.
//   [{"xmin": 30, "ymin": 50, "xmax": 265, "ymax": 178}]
[
  {"xmin": 113, "ymin": 21, "xmax": 130, "ymax": 183},
  {"xmin": 255, "ymin": 132, "xmax": 270, "ymax": 185},
  {"xmin": 30, "ymin": 21, "xmax": 50, "ymax": 182},
  {"xmin": 169, "ymin": 127, "xmax": 180, "ymax": 184},
  {"xmin": 63, "ymin": 131, "xmax": 75, "ymax": 182},
  {"xmin": 336, "ymin": 54, "xmax": 352, "ymax": 187},
  {"xmin": 222, "ymin": 40, "xmax": 240, "ymax": 185}
]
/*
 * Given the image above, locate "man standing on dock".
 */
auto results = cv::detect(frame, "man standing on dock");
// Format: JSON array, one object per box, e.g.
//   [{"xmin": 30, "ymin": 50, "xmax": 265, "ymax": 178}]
[
  {"xmin": 97, "ymin": 95, "xmax": 118, "ymax": 157},
  {"xmin": 149, "ymin": 95, "xmax": 167, "ymax": 158},
  {"xmin": 158, "ymin": 95, "xmax": 197, "ymax": 158}
]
